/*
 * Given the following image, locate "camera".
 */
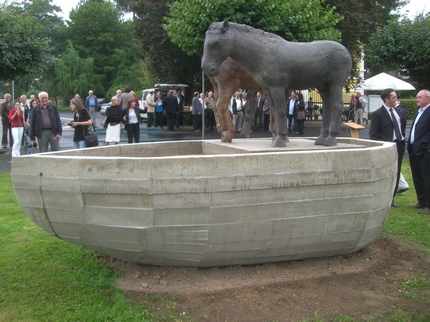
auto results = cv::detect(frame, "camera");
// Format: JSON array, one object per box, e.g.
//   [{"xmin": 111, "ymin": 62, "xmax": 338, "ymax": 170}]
[{"xmin": 67, "ymin": 120, "xmax": 74, "ymax": 126}]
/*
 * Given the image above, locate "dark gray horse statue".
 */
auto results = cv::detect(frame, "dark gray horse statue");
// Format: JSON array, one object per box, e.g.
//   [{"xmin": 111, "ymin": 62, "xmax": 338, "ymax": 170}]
[{"xmin": 202, "ymin": 20, "xmax": 352, "ymax": 147}]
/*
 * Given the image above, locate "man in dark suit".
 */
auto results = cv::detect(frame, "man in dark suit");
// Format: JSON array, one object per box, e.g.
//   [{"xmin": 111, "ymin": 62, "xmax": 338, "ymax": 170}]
[
  {"xmin": 407, "ymin": 89, "xmax": 430, "ymax": 214},
  {"xmin": 162, "ymin": 89, "xmax": 179, "ymax": 131},
  {"xmin": 369, "ymin": 88, "xmax": 406, "ymax": 208},
  {"xmin": 253, "ymin": 91, "xmax": 264, "ymax": 131}
]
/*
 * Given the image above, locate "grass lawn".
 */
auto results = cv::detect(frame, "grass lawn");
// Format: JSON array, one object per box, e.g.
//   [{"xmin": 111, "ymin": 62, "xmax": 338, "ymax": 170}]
[
  {"xmin": 1, "ymin": 165, "xmax": 429, "ymax": 321},
  {"xmin": 0, "ymin": 174, "xmax": 153, "ymax": 321}
]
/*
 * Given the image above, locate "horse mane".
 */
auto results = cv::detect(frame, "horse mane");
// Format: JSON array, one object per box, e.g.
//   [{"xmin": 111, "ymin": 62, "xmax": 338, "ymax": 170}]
[{"xmin": 209, "ymin": 21, "xmax": 286, "ymax": 43}]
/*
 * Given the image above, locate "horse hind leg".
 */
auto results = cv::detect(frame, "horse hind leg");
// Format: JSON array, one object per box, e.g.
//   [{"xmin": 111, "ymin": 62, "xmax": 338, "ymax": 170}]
[
  {"xmin": 325, "ymin": 86, "xmax": 343, "ymax": 146},
  {"xmin": 315, "ymin": 89, "xmax": 332, "ymax": 145},
  {"xmin": 214, "ymin": 87, "xmax": 235, "ymax": 143}
]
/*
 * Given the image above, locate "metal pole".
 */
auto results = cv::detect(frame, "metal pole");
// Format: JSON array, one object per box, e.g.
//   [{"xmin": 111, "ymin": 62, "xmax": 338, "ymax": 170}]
[{"xmin": 201, "ymin": 69, "xmax": 205, "ymax": 139}]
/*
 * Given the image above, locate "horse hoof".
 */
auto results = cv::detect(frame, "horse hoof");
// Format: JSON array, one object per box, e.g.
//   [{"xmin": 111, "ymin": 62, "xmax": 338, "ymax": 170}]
[
  {"xmin": 224, "ymin": 132, "xmax": 233, "ymax": 143},
  {"xmin": 324, "ymin": 137, "xmax": 337, "ymax": 146},
  {"xmin": 271, "ymin": 137, "xmax": 287, "ymax": 147},
  {"xmin": 314, "ymin": 136, "xmax": 326, "ymax": 145}
]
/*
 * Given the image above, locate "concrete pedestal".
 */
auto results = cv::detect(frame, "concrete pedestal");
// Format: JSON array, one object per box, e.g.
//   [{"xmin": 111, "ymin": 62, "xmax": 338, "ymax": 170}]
[{"xmin": 11, "ymin": 138, "xmax": 397, "ymax": 267}]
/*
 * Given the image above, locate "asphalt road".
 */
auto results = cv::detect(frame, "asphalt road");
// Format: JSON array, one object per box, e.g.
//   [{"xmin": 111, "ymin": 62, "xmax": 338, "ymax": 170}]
[{"xmin": 1, "ymin": 111, "xmax": 377, "ymax": 173}]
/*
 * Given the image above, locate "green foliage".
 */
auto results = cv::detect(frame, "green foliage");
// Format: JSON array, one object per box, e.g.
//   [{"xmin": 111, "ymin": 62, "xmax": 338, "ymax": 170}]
[
  {"xmin": 54, "ymin": 42, "xmax": 103, "ymax": 99},
  {"xmin": 325, "ymin": 0, "xmax": 406, "ymax": 89},
  {"xmin": 0, "ymin": 0, "xmax": 67, "ymax": 95},
  {"xmin": 163, "ymin": 0, "xmax": 342, "ymax": 56},
  {"xmin": 0, "ymin": 173, "xmax": 153, "ymax": 321},
  {"xmin": 400, "ymin": 98, "xmax": 419, "ymax": 120},
  {"xmin": 66, "ymin": 0, "xmax": 133, "ymax": 93},
  {"xmin": 107, "ymin": 59, "xmax": 153, "ymax": 99},
  {"xmin": 365, "ymin": 13, "xmax": 430, "ymax": 89},
  {"xmin": 0, "ymin": 4, "xmax": 50, "ymax": 81},
  {"xmin": 131, "ymin": 0, "xmax": 201, "ymax": 89}
]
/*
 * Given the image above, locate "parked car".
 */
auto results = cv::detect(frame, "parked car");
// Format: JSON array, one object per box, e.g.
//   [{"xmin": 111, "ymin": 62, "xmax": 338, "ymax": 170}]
[
  {"xmin": 140, "ymin": 84, "xmax": 189, "ymax": 121},
  {"xmin": 100, "ymin": 102, "xmax": 111, "ymax": 116}
]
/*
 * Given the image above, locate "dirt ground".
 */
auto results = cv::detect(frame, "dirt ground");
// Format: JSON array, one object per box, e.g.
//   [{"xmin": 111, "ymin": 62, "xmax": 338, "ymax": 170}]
[{"xmin": 111, "ymin": 237, "xmax": 430, "ymax": 321}]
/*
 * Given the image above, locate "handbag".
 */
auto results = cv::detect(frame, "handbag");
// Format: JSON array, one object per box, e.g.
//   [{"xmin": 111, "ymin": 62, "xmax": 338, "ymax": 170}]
[
  {"xmin": 297, "ymin": 110, "xmax": 306, "ymax": 120},
  {"xmin": 84, "ymin": 124, "xmax": 99, "ymax": 147}
]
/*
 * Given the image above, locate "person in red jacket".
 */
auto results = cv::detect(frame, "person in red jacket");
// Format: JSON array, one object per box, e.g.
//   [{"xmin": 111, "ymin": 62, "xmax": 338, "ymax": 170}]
[{"xmin": 8, "ymin": 101, "xmax": 24, "ymax": 157}]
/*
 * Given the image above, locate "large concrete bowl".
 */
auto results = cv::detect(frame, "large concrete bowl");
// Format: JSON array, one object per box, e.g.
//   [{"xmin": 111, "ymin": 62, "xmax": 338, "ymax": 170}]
[{"xmin": 11, "ymin": 138, "xmax": 397, "ymax": 267}]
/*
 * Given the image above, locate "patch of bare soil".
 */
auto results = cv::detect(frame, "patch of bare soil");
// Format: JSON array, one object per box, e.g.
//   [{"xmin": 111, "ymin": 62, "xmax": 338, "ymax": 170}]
[{"xmin": 110, "ymin": 238, "xmax": 430, "ymax": 321}]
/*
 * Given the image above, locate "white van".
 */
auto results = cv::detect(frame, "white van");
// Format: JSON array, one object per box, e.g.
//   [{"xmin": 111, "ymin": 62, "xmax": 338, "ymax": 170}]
[{"xmin": 140, "ymin": 84, "xmax": 189, "ymax": 120}]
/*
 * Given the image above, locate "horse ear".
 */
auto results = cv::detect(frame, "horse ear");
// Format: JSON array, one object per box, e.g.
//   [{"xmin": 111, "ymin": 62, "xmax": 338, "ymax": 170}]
[{"xmin": 222, "ymin": 20, "xmax": 230, "ymax": 32}]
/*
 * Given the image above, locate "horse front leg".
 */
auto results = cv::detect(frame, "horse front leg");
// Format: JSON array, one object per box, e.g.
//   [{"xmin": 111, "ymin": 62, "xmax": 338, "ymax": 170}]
[{"xmin": 267, "ymin": 89, "xmax": 288, "ymax": 147}]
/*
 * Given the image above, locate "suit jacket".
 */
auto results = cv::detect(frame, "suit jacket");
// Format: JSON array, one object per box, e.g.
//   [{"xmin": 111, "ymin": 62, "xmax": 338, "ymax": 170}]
[
  {"xmin": 369, "ymin": 105, "xmax": 406, "ymax": 142},
  {"xmin": 408, "ymin": 106, "xmax": 430, "ymax": 157},
  {"xmin": 256, "ymin": 96, "xmax": 264, "ymax": 111},
  {"xmin": 162, "ymin": 94, "xmax": 179, "ymax": 114},
  {"xmin": 122, "ymin": 106, "xmax": 144, "ymax": 125}
]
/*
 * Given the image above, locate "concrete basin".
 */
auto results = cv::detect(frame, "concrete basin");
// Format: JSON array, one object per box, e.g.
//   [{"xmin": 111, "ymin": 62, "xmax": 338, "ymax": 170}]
[{"xmin": 11, "ymin": 138, "xmax": 397, "ymax": 267}]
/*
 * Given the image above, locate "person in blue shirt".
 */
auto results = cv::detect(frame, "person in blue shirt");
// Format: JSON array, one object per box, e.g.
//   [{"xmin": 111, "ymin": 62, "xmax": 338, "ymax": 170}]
[{"xmin": 85, "ymin": 90, "xmax": 98, "ymax": 127}]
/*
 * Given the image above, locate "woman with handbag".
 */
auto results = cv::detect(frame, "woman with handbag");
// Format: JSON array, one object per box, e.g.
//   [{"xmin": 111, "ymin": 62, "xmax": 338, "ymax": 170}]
[
  {"xmin": 295, "ymin": 92, "xmax": 306, "ymax": 135},
  {"xmin": 104, "ymin": 96, "xmax": 122, "ymax": 146},
  {"xmin": 69, "ymin": 98, "xmax": 93, "ymax": 149}
]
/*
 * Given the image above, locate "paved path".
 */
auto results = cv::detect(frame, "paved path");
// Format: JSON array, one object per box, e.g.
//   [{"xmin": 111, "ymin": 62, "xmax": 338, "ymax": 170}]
[{"xmin": 1, "ymin": 112, "xmax": 374, "ymax": 173}]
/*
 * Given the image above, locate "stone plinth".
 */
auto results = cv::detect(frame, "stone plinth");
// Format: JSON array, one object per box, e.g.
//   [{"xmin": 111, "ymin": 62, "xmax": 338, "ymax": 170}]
[{"xmin": 11, "ymin": 138, "xmax": 397, "ymax": 267}]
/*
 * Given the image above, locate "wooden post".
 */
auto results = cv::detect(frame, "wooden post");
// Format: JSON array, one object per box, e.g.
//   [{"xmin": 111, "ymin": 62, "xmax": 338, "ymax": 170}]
[{"xmin": 342, "ymin": 122, "xmax": 365, "ymax": 138}]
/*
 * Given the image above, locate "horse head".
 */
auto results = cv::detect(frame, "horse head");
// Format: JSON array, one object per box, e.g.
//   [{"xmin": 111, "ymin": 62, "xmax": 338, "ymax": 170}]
[{"xmin": 202, "ymin": 20, "xmax": 232, "ymax": 77}]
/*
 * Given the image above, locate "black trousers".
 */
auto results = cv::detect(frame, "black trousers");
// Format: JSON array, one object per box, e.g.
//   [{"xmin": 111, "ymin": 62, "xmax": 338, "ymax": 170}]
[
  {"xmin": 155, "ymin": 112, "xmax": 164, "ymax": 127},
  {"xmin": 126, "ymin": 123, "xmax": 140, "ymax": 143},
  {"xmin": 393, "ymin": 141, "xmax": 405, "ymax": 198},
  {"xmin": 2, "ymin": 118, "xmax": 13, "ymax": 147},
  {"xmin": 193, "ymin": 114, "xmax": 202, "ymax": 131},
  {"xmin": 147, "ymin": 112, "xmax": 154, "ymax": 127},
  {"xmin": 167, "ymin": 113, "xmax": 176, "ymax": 131},
  {"xmin": 409, "ymin": 148, "xmax": 430, "ymax": 208},
  {"xmin": 253, "ymin": 109, "xmax": 262, "ymax": 130}
]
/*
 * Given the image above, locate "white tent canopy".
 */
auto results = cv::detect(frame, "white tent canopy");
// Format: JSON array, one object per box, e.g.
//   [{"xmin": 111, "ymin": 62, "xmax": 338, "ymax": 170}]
[{"xmin": 360, "ymin": 72, "xmax": 416, "ymax": 91}]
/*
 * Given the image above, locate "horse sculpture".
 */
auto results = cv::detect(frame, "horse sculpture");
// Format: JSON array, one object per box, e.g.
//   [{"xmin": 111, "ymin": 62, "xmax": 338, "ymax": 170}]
[{"xmin": 202, "ymin": 20, "xmax": 352, "ymax": 147}]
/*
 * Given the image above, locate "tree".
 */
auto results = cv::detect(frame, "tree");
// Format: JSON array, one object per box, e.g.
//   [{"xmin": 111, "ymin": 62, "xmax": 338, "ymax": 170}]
[
  {"xmin": 131, "ymin": 0, "xmax": 201, "ymax": 88},
  {"xmin": 365, "ymin": 13, "xmax": 430, "ymax": 89},
  {"xmin": 53, "ymin": 42, "xmax": 102, "ymax": 99},
  {"xmin": 66, "ymin": 0, "xmax": 131, "ymax": 93},
  {"xmin": 0, "ymin": 4, "xmax": 51, "ymax": 81},
  {"xmin": 324, "ymin": 0, "xmax": 408, "ymax": 86},
  {"xmin": 163, "ymin": 0, "xmax": 342, "ymax": 57}
]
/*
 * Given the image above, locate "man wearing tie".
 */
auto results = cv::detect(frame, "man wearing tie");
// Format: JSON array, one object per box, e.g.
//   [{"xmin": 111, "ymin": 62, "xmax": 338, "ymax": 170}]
[
  {"xmin": 369, "ymin": 88, "xmax": 406, "ymax": 208},
  {"xmin": 407, "ymin": 89, "xmax": 430, "ymax": 214}
]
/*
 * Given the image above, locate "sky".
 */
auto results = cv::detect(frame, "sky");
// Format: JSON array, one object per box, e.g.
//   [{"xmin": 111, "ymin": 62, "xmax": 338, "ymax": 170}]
[{"xmin": 53, "ymin": 0, "xmax": 429, "ymax": 21}]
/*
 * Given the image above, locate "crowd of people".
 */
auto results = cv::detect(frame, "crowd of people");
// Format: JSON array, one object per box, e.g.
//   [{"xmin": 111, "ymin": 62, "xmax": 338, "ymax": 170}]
[
  {"xmin": 1, "ymin": 86, "xmax": 430, "ymax": 216},
  {"xmin": 348, "ymin": 92, "xmax": 368, "ymax": 125}
]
